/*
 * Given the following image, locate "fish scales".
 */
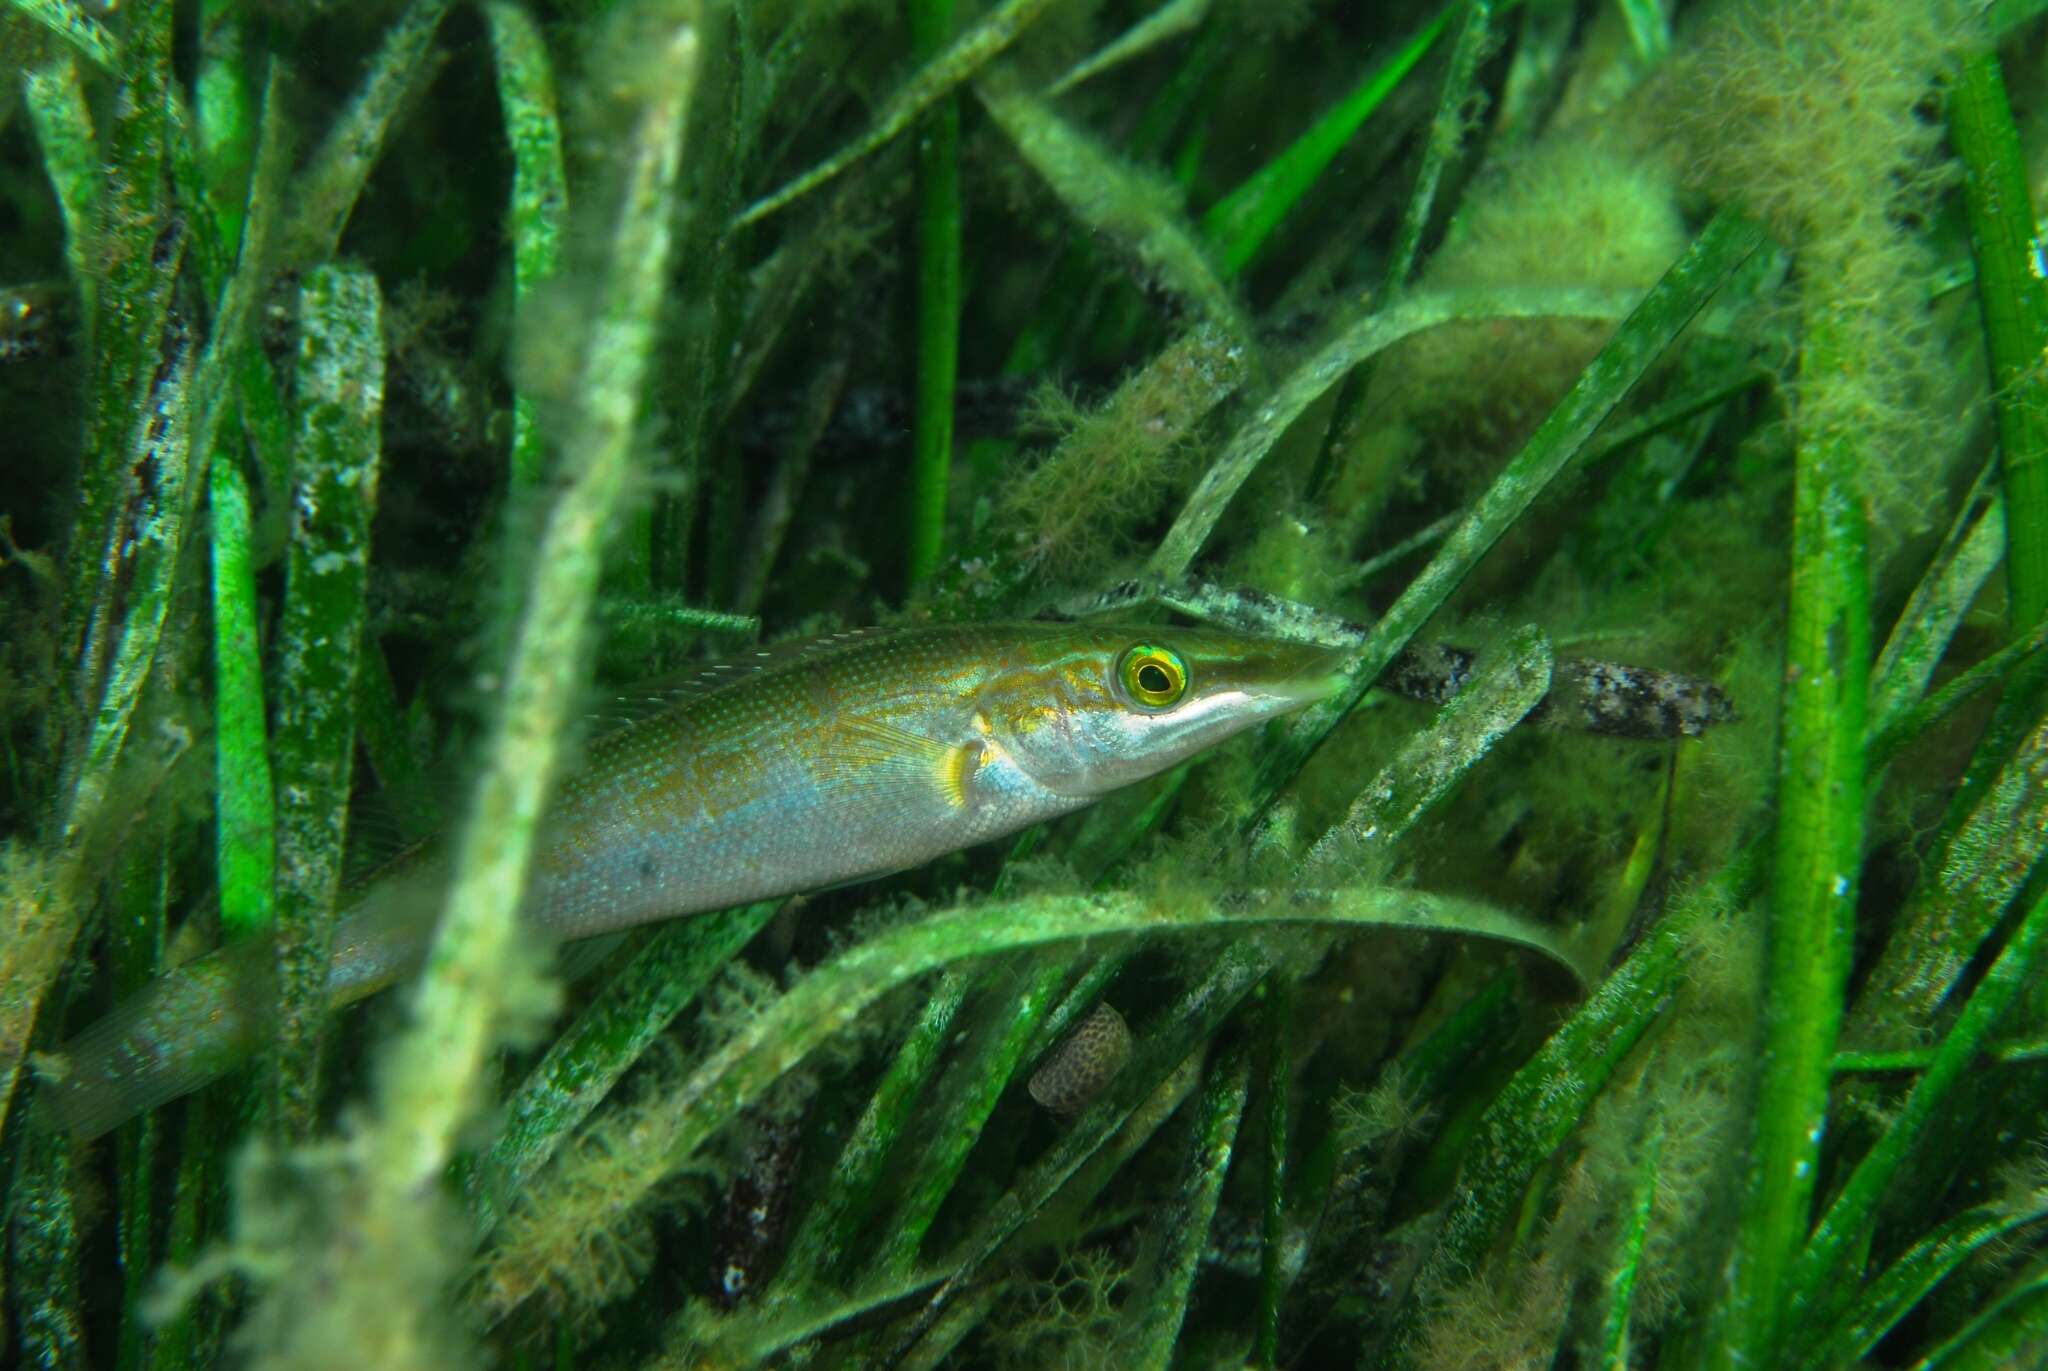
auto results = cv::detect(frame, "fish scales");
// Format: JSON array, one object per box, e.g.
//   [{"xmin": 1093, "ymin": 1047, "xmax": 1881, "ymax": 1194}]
[
  {"xmin": 530, "ymin": 624, "xmax": 1050, "ymax": 934},
  {"xmin": 40, "ymin": 622, "xmax": 1346, "ymax": 1137}
]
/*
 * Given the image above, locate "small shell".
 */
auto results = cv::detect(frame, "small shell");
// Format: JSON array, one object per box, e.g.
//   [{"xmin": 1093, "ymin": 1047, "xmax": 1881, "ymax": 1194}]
[{"xmin": 1029, "ymin": 1003, "xmax": 1132, "ymax": 1116}]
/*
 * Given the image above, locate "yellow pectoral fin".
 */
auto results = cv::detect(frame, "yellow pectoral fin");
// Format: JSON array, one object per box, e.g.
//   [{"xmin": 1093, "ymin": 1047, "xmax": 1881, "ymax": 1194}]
[
  {"xmin": 828, "ymin": 715, "xmax": 984, "ymax": 810},
  {"xmin": 937, "ymin": 739, "xmax": 984, "ymax": 810}
]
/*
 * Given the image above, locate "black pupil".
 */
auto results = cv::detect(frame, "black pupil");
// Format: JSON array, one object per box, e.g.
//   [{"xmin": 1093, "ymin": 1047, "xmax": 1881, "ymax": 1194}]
[{"xmin": 1136, "ymin": 661, "xmax": 1173, "ymax": 695}]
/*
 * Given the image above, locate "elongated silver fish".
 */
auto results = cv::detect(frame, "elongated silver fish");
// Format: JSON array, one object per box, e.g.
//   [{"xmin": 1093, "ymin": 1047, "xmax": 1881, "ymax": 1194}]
[{"xmin": 43, "ymin": 621, "xmax": 1347, "ymax": 1137}]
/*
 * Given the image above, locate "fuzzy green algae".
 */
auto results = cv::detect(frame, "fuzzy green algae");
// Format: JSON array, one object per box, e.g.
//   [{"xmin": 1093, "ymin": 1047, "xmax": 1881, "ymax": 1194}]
[{"xmin": 0, "ymin": 2, "xmax": 2044, "ymax": 1369}]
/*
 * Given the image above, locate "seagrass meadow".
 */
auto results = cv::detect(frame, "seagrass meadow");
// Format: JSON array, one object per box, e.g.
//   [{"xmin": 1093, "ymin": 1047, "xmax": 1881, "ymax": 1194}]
[{"xmin": 4, "ymin": 0, "xmax": 2048, "ymax": 1366}]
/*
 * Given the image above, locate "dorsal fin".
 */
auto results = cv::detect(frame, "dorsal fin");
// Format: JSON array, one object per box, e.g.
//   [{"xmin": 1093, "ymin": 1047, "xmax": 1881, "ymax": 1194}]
[
  {"xmin": 584, "ymin": 625, "xmax": 903, "ymax": 736},
  {"xmin": 339, "ymin": 792, "xmax": 455, "ymax": 893},
  {"xmin": 343, "ymin": 798, "xmax": 429, "ymax": 886}
]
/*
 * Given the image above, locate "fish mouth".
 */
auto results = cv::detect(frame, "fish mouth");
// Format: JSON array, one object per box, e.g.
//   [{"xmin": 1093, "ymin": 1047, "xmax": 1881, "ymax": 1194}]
[{"xmin": 1249, "ymin": 643, "xmax": 1353, "ymax": 712}]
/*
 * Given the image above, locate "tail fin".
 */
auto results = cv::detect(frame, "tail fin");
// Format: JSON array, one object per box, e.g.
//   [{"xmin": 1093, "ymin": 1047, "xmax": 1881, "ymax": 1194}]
[
  {"xmin": 37, "ymin": 888, "xmax": 444, "ymax": 1139},
  {"xmin": 36, "ymin": 941, "xmax": 271, "ymax": 1140}
]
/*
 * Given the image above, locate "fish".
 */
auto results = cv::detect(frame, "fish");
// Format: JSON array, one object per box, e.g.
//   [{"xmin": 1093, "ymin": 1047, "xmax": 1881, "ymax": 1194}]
[{"xmin": 38, "ymin": 621, "xmax": 1348, "ymax": 1139}]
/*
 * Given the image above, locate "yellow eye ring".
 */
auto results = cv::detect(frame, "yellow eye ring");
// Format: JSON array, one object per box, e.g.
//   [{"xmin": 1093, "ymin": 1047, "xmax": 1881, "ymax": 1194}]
[{"xmin": 1118, "ymin": 643, "xmax": 1189, "ymax": 709}]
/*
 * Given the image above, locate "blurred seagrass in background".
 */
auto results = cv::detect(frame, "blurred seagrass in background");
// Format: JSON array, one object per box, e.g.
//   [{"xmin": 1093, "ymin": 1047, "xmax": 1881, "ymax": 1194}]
[{"xmin": 2, "ymin": 0, "xmax": 2047, "ymax": 1367}]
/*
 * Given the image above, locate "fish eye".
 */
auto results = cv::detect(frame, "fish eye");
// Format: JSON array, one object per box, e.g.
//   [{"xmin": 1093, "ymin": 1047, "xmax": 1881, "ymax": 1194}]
[{"xmin": 1117, "ymin": 643, "xmax": 1189, "ymax": 709}]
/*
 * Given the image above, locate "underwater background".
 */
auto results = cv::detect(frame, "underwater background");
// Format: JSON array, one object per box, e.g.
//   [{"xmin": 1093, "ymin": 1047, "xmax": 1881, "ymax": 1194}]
[{"xmin": 3, "ymin": 0, "xmax": 2048, "ymax": 1366}]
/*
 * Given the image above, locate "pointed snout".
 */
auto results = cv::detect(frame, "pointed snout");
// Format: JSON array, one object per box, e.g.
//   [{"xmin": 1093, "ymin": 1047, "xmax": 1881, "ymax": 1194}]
[{"xmin": 1216, "ymin": 638, "xmax": 1353, "ymax": 714}]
